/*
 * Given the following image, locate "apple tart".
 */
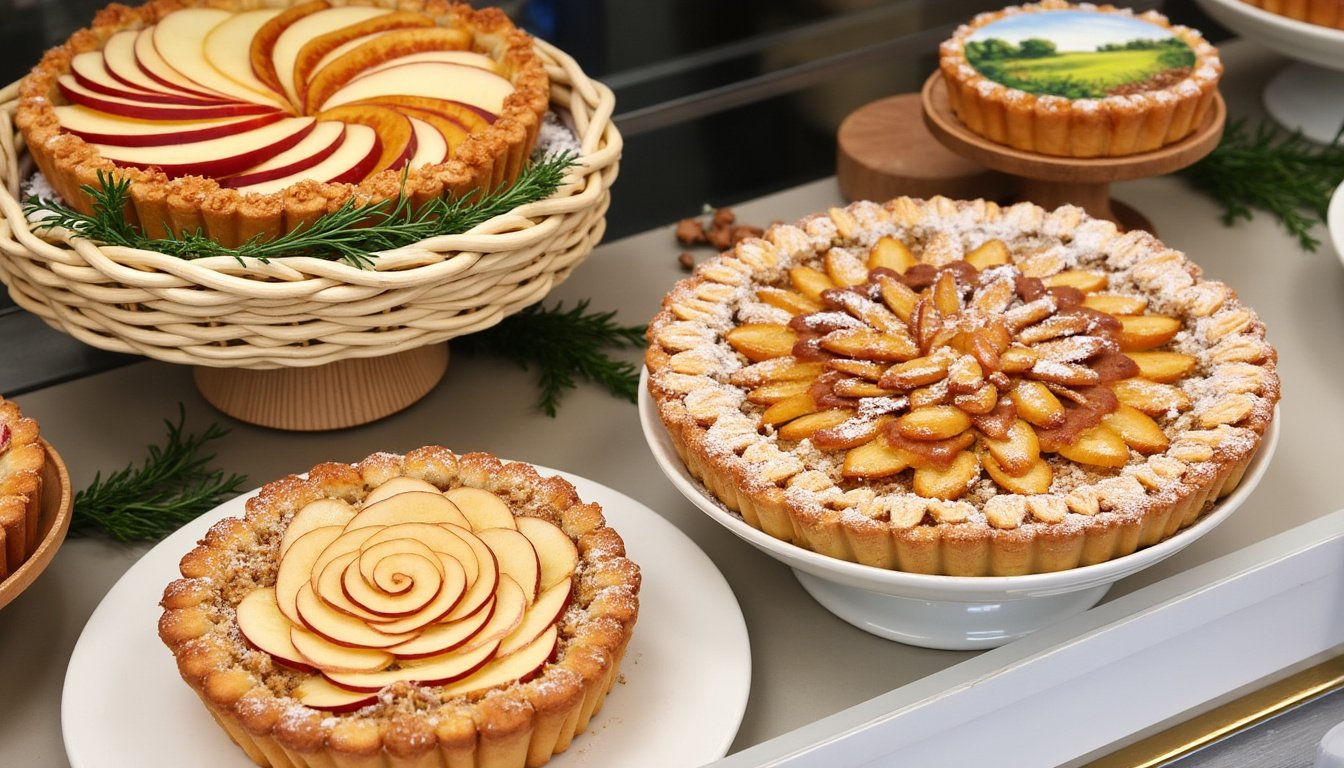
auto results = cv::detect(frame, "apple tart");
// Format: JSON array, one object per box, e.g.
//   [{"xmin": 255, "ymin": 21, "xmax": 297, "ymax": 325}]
[
  {"xmin": 16, "ymin": 0, "xmax": 550, "ymax": 248},
  {"xmin": 1238, "ymin": 0, "xmax": 1344, "ymax": 28},
  {"xmin": 158, "ymin": 448, "xmax": 640, "ymax": 768},
  {"xmin": 645, "ymin": 198, "xmax": 1279, "ymax": 576},
  {"xmin": 939, "ymin": 1, "xmax": 1223, "ymax": 157},
  {"xmin": 0, "ymin": 397, "xmax": 44, "ymax": 580}
]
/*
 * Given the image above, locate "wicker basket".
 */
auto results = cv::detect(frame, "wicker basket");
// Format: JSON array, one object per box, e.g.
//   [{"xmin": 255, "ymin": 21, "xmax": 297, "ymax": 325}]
[{"xmin": 0, "ymin": 38, "xmax": 619, "ymax": 371}]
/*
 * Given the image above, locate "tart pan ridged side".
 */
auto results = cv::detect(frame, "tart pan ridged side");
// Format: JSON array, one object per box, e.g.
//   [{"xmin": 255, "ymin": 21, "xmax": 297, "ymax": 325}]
[{"xmin": 158, "ymin": 449, "xmax": 639, "ymax": 768}]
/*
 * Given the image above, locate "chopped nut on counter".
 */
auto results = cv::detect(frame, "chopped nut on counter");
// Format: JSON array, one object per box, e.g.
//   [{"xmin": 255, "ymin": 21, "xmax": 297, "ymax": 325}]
[
  {"xmin": 678, "ymin": 252, "xmax": 696, "ymax": 271},
  {"xmin": 675, "ymin": 217, "xmax": 707, "ymax": 245}
]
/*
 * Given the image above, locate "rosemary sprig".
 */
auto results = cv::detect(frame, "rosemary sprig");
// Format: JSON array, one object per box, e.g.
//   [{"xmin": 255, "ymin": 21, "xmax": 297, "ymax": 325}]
[
  {"xmin": 71, "ymin": 406, "xmax": 247, "ymax": 542},
  {"xmin": 1182, "ymin": 119, "xmax": 1344, "ymax": 251},
  {"xmin": 456, "ymin": 300, "xmax": 646, "ymax": 416},
  {"xmin": 24, "ymin": 152, "xmax": 577, "ymax": 268}
]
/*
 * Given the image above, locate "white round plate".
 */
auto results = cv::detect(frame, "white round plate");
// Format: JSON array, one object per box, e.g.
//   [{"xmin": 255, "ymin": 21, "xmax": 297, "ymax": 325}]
[
  {"xmin": 1195, "ymin": 0, "xmax": 1344, "ymax": 141},
  {"xmin": 1330, "ymin": 180, "xmax": 1344, "ymax": 259},
  {"xmin": 640, "ymin": 369, "xmax": 1279, "ymax": 650},
  {"xmin": 62, "ymin": 467, "xmax": 750, "ymax": 768}
]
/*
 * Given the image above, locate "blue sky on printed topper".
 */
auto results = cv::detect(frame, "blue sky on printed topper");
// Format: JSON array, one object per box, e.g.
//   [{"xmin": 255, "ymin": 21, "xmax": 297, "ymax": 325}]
[{"xmin": 967, "ymin": 10, "xmax": 1176, "ymax": 51}]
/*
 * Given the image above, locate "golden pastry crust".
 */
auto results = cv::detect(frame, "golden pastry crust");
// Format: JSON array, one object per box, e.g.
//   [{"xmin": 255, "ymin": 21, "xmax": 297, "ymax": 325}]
[
  {"xmin": 16, "ymin": 0, "xmax": 550, "ymax": 248},
  {"xmin": 938, "ymin": 1, "xmax": 1223, "ymax": 157},
  {"xmin": 645, "ymin": 198, "xmax": 1279, "ymax": 576},
  {"xmin": 1240, "ymin": 0, "xmax": 1344, "ymax": 28},
  {"xmin": 158, "ymin": 447, "xmax": 640, "ymax": 768},
  {"xmin": 0, "ymin": 397, "xmax": 44, "ymax": 580}
]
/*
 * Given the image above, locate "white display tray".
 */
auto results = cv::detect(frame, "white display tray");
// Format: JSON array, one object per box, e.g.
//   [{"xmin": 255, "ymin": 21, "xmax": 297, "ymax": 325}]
[{"xmin": 706, "ymin": 509, "xmax": 1344, "ymax": 766}]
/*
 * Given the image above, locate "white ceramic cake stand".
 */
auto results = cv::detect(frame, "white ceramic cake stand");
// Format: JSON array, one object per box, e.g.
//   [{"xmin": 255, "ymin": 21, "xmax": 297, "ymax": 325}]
[
  {"xmin": 640, "ymin": 370, "xmax": 1280, "ymax": 650},
  {"xmin": 1196, "ymin": 0, "xmax": 1344, "ymax": 143}
]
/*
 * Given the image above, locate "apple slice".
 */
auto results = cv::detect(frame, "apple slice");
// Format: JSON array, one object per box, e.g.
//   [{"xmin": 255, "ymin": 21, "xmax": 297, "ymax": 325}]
[
  {"xmin": 344, "ymin": 490, "xmax": 470, "ymax": 532},
  {"xmin": 315, "ymin": 551, "xmax": 385, "ymax": 622},
  {"xmin": 203, "ymin": 9, "xmax": 285, "ymax": 100},
  {"xmin": 406, "ymin": 116, "xmax": 449, "ymax": 168},
  {"xmin": 93, "ymin": 117, "xmax": 316, "ymax": 177},
  {"xmin": 290, "ymin": 625, "xmax": 394, "ymax": 673},
  {"xmin": 293, "ymin": 12, "xmax": 439, "ymax": 111},
  {"xmin": 456, "ymin": 574, "xmax": 526, "ymax": 653},
  {"xmin": 436, "ymin": 625, "xmax": 558, "ymax": 699},
  {"xmin": 443, "ymin": 527, "xmax": 499, "ymax": 622},
  {"xmin": 301, "ymin": 25, "xmax": 471, "ymax": 113},
  {"xmin": 295, "ymin": 581, "xmax": 416, "ymax": 649},
  {"xmin": 251, "ymin": 0, "xmax": 331, "ymax": 101},
  {"xmin": 496, "ymin": 576, "xmax": 571, "ymax": 657},
  {"xmin": 101, "ymin": 30, "xmax": 224, "ymax": 101},
  {"xmin": 308, "ymin": 526, "xmax": 379, "ymax": 595},
  {"xmin": 363, "ymin": 50, "xmax": 495, "ymax": 77},
  {"xmin": 220, "ymin": 120, "xmax": 346, "ymax": 188},
  {"xmin": 275, "ymin": 524, "xmax": 344, "ymax": 625},
  {"xmin": 444, "ymin": 487, "xmax": 516, "ymax": 531},
  {"xmin": 515, "ymin": 517, "xmax": 579, "ymax": 592},
  {"xmin": 58, "ymin": 76, "xmax": 278, "ymax": 120},
  {"xmin": 294, "ymin": 675, "xmax": 378, "ymax": 711},
  {"xmin": 342, "ymin": 539, "xmax": 453, "ymax": 618},
  {"xmin": 363, "ymin": 476, "xmax": 440, "ymax": 506},
  {"xmin": 54, "ymin": 105, "xmax": 285, "ymax": 148},
  {"xmin": 360, "ymin": 522, "xmax": 479, "ymax": 584},
  {"xmin": 364, "ymin": 553, "xmax": 472, "ymax": 635},
  {"xmin": 235, "ymin": 587, "xmax": 314, "ymax": 671},
  {"xmin": 477, "ymin": 528, "xmax": 540, "ymax": 603},
  {"xmin": 386, "ymin": 595, "xmax": 496, "ymax": 659},
  {"xmin": 70, "ymin": 52, "xmax": 224, "ymax": 106},
  {"xmin": 155, "ymin": 8, "xmax": 287, "ymax": 108},
  {"xmin": 394, "ymin": 105, "xmax": 470, "ymax": 157},
  {"xmin": 272, "ymin": 5, "xmax": 393, "ymax": 106},
  {"xmin": 230, "ymin": 123, "xmax": 380, "ymax": 193},
  {"xmin": 359, "ymin": 95, "xmax": 491, "ymax": 131},
  {"xmin": 314, "ymin": 104, "xmax": 415, "ymax": 176},
  {"xmin": 279, "ymin": 497, "xmax": 357, "ymax": 558},
  {"xmin": 133, "ymin": 27, "xmax": 228, "ymax": 100},
  {"xmin": 320, "ymin": 61, "xmax": 512, "ymax": 116},
  {"xmin": 325, "ymin": 635, "xmax": 500, "ymax": 691}
]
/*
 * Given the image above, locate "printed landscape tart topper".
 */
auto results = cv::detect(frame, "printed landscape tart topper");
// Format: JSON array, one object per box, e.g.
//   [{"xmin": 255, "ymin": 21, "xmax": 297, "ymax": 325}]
[{"xmin": 938, "ymin": 1, "xmax": 1223, "ymax": 157}]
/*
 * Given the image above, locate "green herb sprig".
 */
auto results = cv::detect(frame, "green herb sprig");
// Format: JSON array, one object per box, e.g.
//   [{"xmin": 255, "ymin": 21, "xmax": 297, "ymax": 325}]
[
  {"xmin": 71, "ymin": 407, "xmax": 247, "ymax": 542},
  {"xmin": 1182, "ymin": 119, "xmax": 1344, "ymax": 251},
  {"xmin": 456, "ymin": 300, "xmax": 646, "ymax": 416},
  {"xmin": 24, "ymin": 153, "xmax": 577, "ymax": 268}
]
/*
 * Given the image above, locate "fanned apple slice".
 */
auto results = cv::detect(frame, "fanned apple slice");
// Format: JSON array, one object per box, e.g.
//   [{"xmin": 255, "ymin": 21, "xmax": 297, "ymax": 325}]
[
  {"xmin": 278, "ymin": 497, "xmax": 356, "ymax": 558},
  {"xmin": 221, "ymin": 121, "xmax": 347, "ymax": 189},
  {"xmin": 360, "ymin": 522, "xmax": 479, "ymax": 584},
  {"xmin": 385, "ymin": 595, "xmax": 496, "ymax": 659},
  {"xmin": 293, "ymin": 11, "xmax": 437, "ymax": 108},
  {"xmin": 407, "ymin": 116, "xmax": 449, "ymax": 168},
  {"xmin": 364, "ymin": 476, "xmax": 440, "ymax": 506},
  {"xmin": 436, "ymin": 626, "xmax": 558, "ymax": 699},
  {"xmin": 55, "ymin": 105, "xmax": 284, "ymax": 147},
  {"xmin": 477, "ymin": 528, "xmax": 540, "ymax": 603},
  {"xmin": 515, "ymin": 517, "xmax": 578, "ymax": 592},
  {"xmin": 251, "ymin": 0, "xmax": 330, "ymax": 101},
  {"xmin": 301, "ymin": 24, "xmax": 468, "ymax": 112},
  {"xmin": 314, "ymin": 103, "xmax": 415, "ymax": 176},
  {"xmin": 272, "ymin": 5, "xmax": 393, "ymax": 106},
  {"xmin": 203, "ymin": 8, "xmax": 285, "ymax": 98},
  {"xmin": 295, "ymin": 582, "xmax": 416, "ymax": 649},
  {"xmin": 57, "ymin": 76, "xmax": 278, "ymax": 120},
  {"xmin": 293, "ymin": 675, "xmax": 378, "ymax": 712},
  {"xmin": 391, "ymin": 105, "xmax": 470, "ymax": 156},
  {"xmin": 456, "ymin": 574, "xmax": 526, "ymax": 653},
  {"xmin": 231, "ymin": 123, "xmax": 379, "ymax": 193},
  {"xmin": 343, "ymin": 540, "xmax": 452, "ymax": 619},
  {"xmin": 444, "ymin": 487, "xmax": 516, "ymax": 531},
  {"xmin": 290, "ymin": 626, "xmax": 394, "ymax": 673},
  {"xmin": 315, "ymin": 551, "xmax": 384, "ymax": 622},
  {"xmin": 102, "ymin": 30, "xmax": 225, "ymax": 102},
  {"xmin": 155, "ymin": 8, "xmax": 286, "ymax": 107},
  {"xmin": 364, "ymin": 50, "xmax": 495, "ymax": 76},
  {"xmin": 496, "ymin": 577, "xmax": 570, "ymax": 656},
  {"xmin": 276, "ymin": 524, "xmax": 345, "ymax": 625},
  {"xmin": 70, "ymin": 52, "xmax": 223, "ymax": 106},
  {"xmin": 235, "ymin": 587, "xmax": 313, "ymax": 670},
  {"xmin": 365, "ymin": 553, "xmax": 471, "ymax": 635},
  {"xmin": 326, "ymin": 635, "xmax": 501, "ymax": 691},
  {"xmin": 343, "ymin": 490, "xmax": 469, "ymax": 531},
  {"xmin": 443, "ymin": 527, "xmax": 499, "ymax": 621},
  {"xmin": 133, "ymin": 27, "xmax": 226, "ymax": 100},
  {"xmin": 319, "ymin": 61, "xmax": 512, "ymax": 116},
  {"xmin": 93, "ymin": 117, "xmax": 316, "ymax": 177}
]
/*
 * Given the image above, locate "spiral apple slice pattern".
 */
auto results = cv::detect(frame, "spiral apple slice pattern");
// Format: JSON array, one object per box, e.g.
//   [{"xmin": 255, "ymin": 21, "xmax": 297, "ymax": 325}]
[
  {"xmin": 236, "ymin": 478, "xmax": 580, "ymax": 711},
  {"xmin": 56, "ymin": 3, "xmax": 513, "ymax": 194}
]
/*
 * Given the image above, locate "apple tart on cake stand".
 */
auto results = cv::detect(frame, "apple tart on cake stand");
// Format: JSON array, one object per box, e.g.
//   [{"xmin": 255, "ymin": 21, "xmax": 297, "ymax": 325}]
[{"xmin": 0, "ymin": 0, "xmax": 620, "ymax": 430}]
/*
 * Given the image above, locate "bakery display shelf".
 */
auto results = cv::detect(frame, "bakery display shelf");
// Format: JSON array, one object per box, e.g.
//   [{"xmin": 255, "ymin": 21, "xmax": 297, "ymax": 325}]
[
  {"xmin": 0, "ymin": 38, "xmax": 621, "ymax": 431},
  {"xmin": 0, "ymin": 439, "xmax": 70, "ymax": 609}
]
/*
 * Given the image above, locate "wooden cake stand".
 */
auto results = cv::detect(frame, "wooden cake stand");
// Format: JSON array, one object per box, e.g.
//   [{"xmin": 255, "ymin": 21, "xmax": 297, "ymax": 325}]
[{"xmin": 921, "ymin": 72, "xmax": 1226, "ymax": 232}]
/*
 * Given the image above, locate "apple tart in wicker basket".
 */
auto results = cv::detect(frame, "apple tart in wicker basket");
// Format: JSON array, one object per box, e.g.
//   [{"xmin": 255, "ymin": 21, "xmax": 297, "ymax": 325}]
[
  {"xmin": 159, "ymin": 447, "xmax": 640, "ymax": 768},
  {"xmin": 645, "ymin": 198, "xmax": 1279, "ymax": 576},
  {"xmin": 0, "ymin": 0, "xmax": 620, "ymax": 374}
]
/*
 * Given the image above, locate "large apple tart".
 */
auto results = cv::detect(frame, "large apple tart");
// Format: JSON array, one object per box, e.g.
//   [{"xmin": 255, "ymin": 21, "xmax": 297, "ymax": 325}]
[
  {"xmin": 158, "ymin": 448, "xmax": 639, "ymax": 768},
  {"xmin": 16, "ymin": 0, "xmax": 550, "ymax": 248},
  {"xmin": 0, "ymin": 396, "xmax": 44, "ymax": 580},
  {"xmin": 645, "ymin": 198, "xmax": 1279, "ymax": 576},
  {"xmin": 939, "ymin": 1, "xmax": 1223, "ymax": 157}
]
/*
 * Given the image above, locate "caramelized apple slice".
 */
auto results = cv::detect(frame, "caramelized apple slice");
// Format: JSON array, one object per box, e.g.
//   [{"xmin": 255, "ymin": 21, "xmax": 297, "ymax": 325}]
[
  {"xmin": 842, "ymin": 437, "xmax": 910, "ymax": 478},
  {"xmin": 896, "ymin": 406, "xmax": 972, "ymax": 441},
  {"xmin": 982, "ymin": 450, "xmax": 1052, "ymax": 495},
  {"xmin": 778, "ymin": 410, "xmax": 852, "ymax": 441},
  {"xmin": 1102, "ymin": 403, "xmax": 1170, "ymax": 454},
  {"xmin": 725, "ymin": 323, "xmax": 797, "ymax": 362},
  {"xmin": 880, "ymin": 355, "xmax": 950, "ymax": 389},
  {"xmin": 877, "ymin": 274, "xmax": 919, "ymax": 321},
  {"xmin": 820, "ymin": 329, "xmax": 918, "ymax": 361},
  {"xmin": 1116, "ymin": 315, "xmax": 1182, "ymax": 352},
  {"xmin": 761, "ymin": 393, "xmax": 821, "ymax": 427},
  {"xmin": 1044, "ymin": 270, "xmax": 1108, "ymax": 293},
  {"xmin": 824, "ymin": 249, "xmax": 869, "ymax": 287},
  {"xmin": 747, "ymin": 379, "xmax": 812, "ymax": 405},
  {"xmin": 813, "ymin": 415, "xmax": 890, "ymax": 450},
  {"xmin": 1010, "ymin": 380, "xmax": 1066, "ymax": 428},
  {"xmin": 1110, "ymin": 378, "xmax": 1192, "ymax": 414},
  {"xmin": 1083, "ymin": 293, "xmax": 1147, "ymax": 315},
  {"xmin": 980, "ymin": 418, "xmax": 1040, "ymax": 475},
  {"xmin": 788, "ymin": 266, "xmax": 837, "ymax": 303},
  {"xmin": 868, "ymin": 235, "xmax": 917, "ymax": 273},
  {"xmin": 913, "ymin": 450, "xmax": 979, "ymax": 500},
  {"xmin": 756, "ymin": 286, "xmax": 822, "ymax": 315},
  {"xmin": 1125, "ymin": 351, "xmax": 1198, "ymax": 383},
  {"xmin": 832, "ymin": 379, "xmax": 897, "ymax": 399},
  {"xmin": 964, "ymin": 239, "xmax": 1009, "ymax": 269},
  {"xmin": 1055, "ymin": 424, "xmax": 1130, "ymax": 468}
]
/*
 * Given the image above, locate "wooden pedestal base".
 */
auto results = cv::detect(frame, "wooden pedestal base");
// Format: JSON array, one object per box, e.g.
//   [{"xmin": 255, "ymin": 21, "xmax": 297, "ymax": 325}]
[
  {"xmin": 920, "ymin": 73, "xmax": 1226, "ymax": 233},
  {"xmin": 194, "ymin": 343, "xmax": 449, "ymax": 431}
]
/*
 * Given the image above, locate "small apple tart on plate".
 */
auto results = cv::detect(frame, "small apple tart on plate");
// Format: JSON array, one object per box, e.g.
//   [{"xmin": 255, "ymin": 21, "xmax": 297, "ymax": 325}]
[
  {"xmin": 15, "ymin": 0, "xmax": 550, "ymax": 247},
  {"xmin": 158, "ymin": 448, "xmax": 640, "ymax": 768}
]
